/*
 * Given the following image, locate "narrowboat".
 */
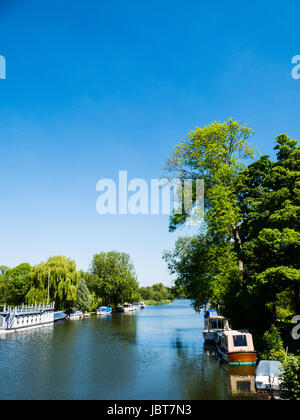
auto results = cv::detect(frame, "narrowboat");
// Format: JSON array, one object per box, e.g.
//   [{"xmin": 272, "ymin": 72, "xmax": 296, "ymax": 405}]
[{"xmin": 216, "ymin": 330, "xmax": 257, "ymax": 366}]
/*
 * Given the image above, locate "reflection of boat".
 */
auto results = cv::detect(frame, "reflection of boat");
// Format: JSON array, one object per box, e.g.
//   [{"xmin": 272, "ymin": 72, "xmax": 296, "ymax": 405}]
[
  {"xmin": 216, "ymin": 330, "xmax": 257, "ymax": 366},
  {"xmin": 97, "ymin": 306, "xmax": 112, "ymax": 316},
  {"xmin": 203, "ymin": 310, "xmax": 231, "ymax": 342},
  {"xmin": 68, "ymin": 309, "xmax": 83, "ymax": 320},
  {"xmin": 0, "ymin": 304, "xmax": 55, "ymax": 333},
  {"xmin": 229, "ymin": 365, "xmax": 256, "ymax": 396},
  {"xmin": 255, "ymin": 360, "xmax": 283, "ymax": 391}
]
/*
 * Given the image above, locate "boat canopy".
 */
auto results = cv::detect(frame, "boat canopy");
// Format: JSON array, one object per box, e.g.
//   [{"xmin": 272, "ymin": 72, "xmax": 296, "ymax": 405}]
[
  {"xmin": 221, "ymin": 330, "xmax": 255, "ymax": 353},
  {"xmin": 256, "ymin": 361, "xmax": 283, "ymax": 377},
  {"xmin": 204, "ymin": 309, "xmax": 219, "ymax": 319}
]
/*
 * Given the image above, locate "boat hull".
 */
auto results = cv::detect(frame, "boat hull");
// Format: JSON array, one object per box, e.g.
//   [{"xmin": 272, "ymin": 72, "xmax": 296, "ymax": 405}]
[{"xmin": 218, "ymin": 347, "xmax": 257, "ymax": 365}]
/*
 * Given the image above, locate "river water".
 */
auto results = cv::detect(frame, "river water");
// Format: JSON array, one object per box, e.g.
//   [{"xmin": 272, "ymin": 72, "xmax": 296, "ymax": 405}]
[{"xmin": 0, "ymin": 300, "xmax": 257, "ymax": 400}]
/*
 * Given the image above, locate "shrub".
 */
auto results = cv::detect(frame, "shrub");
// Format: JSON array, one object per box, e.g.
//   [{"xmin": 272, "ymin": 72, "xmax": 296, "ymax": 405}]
[{"xmin": 280, "ymin": 357, "xmax": 300, "ymax": 400}]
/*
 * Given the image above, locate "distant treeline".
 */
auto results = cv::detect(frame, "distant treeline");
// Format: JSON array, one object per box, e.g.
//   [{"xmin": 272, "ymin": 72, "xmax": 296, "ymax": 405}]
[
  {"xmin": 0, "ymin": 252, "xmax": 181, "ymax": 312},
  {"xmin": 139, "ymin": 283, "xmax": 187, "ymax": 304}
]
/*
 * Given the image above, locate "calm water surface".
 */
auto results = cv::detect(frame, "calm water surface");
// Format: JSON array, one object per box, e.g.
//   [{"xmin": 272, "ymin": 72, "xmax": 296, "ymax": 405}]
[{"xmin": 0, "ymin": 300, "xmax": 256, "ymax": 400}]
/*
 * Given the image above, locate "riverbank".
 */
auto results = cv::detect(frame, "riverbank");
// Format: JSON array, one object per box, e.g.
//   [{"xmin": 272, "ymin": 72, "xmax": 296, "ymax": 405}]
[{"xmin": 144, "ymin": 299, "xmax": 172, "ymax": 306}]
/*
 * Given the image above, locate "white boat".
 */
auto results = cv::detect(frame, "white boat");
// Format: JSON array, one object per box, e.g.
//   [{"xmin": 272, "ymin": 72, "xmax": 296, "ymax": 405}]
[
  {"xmin": 97, "ymin": 306, "xmax": 112, "ymax": 316},
  {"xmin": 133, "ymin": 302, "xmax": 141, "ymax": 311},
  {"xmin": 68, "ymin": 309, "xmax": 83, "ymax": 320},
  {"xmin": 255, "ymin": 360, "xmax": 283, "ymax": 391},
  {"xmin": 83, "ymin": 313, "xmax": 91, "ymax": 318},
  {"xmin": 203, "ymin": 310, "xmax": 231, "ymax": 342},
  {"xmin": 216, "ymin": 330, "xmax": 257, "ymax": 366},
  {"xmin": 140, "ymin": 301, "xmax": 146, "ymax": 309},
  {"xmin": 122, "ymin": 304, "xmax": 134, "ymax": 313},
  {"xmin": 0, "ymin": 303, "xmax": 55, "ymax": 334}
]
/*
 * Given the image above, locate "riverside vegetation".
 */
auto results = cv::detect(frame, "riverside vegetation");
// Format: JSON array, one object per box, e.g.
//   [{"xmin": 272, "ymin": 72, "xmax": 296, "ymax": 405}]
[
  {"xmin": 163, "ymin": 118, "xmax": 300, "ymax": 399},
  {"xmin": 0, "ymin": 253, "xmax": 182, "ymax": 313}
]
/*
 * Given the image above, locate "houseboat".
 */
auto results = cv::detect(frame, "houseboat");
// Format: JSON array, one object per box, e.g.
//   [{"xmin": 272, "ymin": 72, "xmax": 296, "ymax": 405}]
[
  {"xmin": 97, "ymin": 306, "xmax": 112, "ymax": 316},
  {"xmin": 216, "ymin": 330, "xmax": 257, "ymax": 366},
  {"xmin": 203, "ymin": 310, "xmax": 231, "ymax": 342},
  {"xmin": 0, "ymin": 303, "xmax": 55, "ymax": 333}
]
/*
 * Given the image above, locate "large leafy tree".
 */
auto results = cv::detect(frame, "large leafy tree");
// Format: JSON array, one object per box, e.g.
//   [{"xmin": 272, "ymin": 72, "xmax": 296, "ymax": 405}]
[
  {"xmin": 87, "ymin": 251, "xmax": 139, "ymax": 307},
  {"xmin": 238, "ymin": 134, "xmax": 300, "ymax": 323},
  {"xmin": 26, "ymin": 256, "xmax": 80, "ymax": 310},
  {"xmin": 0, "ymin": 263, "xmax": 32, "ymax": 306},
  {"xmin": 164, "ymin": 119, "xmax": 255, "ymax": 312}
]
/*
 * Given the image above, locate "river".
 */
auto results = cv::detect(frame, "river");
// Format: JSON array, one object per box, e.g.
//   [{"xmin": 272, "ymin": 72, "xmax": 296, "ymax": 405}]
[{"xmin": 0, "ymin": 300, "xmax": 257, "ymax": 400}]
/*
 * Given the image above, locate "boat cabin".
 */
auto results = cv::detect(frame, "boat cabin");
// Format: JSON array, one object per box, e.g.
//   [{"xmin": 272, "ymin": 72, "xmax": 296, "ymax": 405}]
[{"xmin": 217, "ymin": 330, "xmax": 257, "ymax": 366}]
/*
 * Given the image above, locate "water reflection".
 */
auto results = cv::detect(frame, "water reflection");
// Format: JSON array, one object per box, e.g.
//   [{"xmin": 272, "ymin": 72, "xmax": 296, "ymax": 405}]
[{"xmin": 0, "ymin": 301, "xmax": 257, "ymax": 400}]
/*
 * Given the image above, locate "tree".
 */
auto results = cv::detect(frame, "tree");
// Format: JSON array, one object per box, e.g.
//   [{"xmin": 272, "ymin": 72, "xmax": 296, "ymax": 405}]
[
  {"xmin": 26, "ymin": 256, "xmax": 80, "ymax": 310},
  {"xmin": 76, "ymin": 278, "xmax": 92, "ymax": 313},
  {"xmin": 0, "ymin": 263, "xmax": 32, "ymax": 306},
  {"xmin": 165, "ymin": 118, "xmax": 255, "ymax": 273},
  {"xmin": 88, "ymin": 251, "xmax": 139, "ymax": 307}
]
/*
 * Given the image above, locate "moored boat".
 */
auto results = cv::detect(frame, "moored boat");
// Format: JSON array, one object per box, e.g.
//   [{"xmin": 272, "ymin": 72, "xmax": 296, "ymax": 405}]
[
  {"xmin": 203, "ymin": 310, "xmax": 231, "ymax": 342},
  {"xmin": 68, "ymin": 309, "xmax": 83, "ymax": 320},
  {"xmin": 140, "ymin": 301, "xmax": 146, "ymax": 309},
  {"xmin": 255, "ymin": 360, "xmax": 283, "ymax": 391},
  {"xmin": 54, "ymin": 311, "xmax": 67, "ymax": 322},
  {"xmin": 216, "ymin": 330, "xmax": 257, "ymax": 366},
  {"xmin": 133, "ymin": 302, "xmax": 141, "ymax": 310},
  {"xmin": 0, "ymin": 303, "xmax": 55, "ymax": 333},
  {"xmin": 122, "ymin": 303, "xmax": 135, "ymax": 313},
  {"xmin": 97, "ymin": 306, "xmax": 112, "ymax": 316}
]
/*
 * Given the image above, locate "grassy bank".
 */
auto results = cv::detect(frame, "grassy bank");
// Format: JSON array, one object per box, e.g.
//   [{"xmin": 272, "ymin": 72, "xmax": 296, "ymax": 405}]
[{"xmin": 145, "ymin": 299, "xmax": 172, "ymax": 306}]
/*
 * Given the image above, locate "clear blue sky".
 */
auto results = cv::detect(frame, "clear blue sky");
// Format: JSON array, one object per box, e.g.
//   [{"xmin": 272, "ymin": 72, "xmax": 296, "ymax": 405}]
[{"xmin": 0, "ymin": 0, "xmax": 299, "ymax": 286}]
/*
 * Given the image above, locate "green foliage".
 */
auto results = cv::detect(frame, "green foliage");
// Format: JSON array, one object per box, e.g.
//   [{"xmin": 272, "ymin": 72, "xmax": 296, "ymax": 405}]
[
  {"xmin": 88, "ymin": 251, "xmax": 139, "ymax": 307},
  {"xmin": 164, "ymin": 126, "xmax": 300, "ymax": 339},
  {"xmin": 261, "ymin": 326, "xmax": 285, "ymax": 361},
  {"xmin": 26, "ymin": 256, "xmax": 80, "ymax": 310},
  {"xmin": 0, "ymin": 263, "xmax": 32, "ymax": 306},
  {"xmin": 76, "ymin": 278, "xmax": 92, "ymax": 313},
  {"xmin": 280, "ymin": 358, "xmax": 300, "ymax": 400},
  {"xmin": 139, "ymin": 283, "xmax": 173, "ymax": 303}
]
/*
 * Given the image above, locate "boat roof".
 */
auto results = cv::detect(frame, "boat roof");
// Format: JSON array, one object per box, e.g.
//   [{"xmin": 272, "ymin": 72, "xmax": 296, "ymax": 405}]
[
  {"xmin": 222, "ymin": 330, "xmax": 251, "ymax": 336},
  {"xmin": 256, "ymin": 361, "xmax": 283, "ymax": 377}
]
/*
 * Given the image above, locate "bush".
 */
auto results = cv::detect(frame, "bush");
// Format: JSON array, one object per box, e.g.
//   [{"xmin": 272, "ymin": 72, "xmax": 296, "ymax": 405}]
[
  {"xmin": 261, "ymin": 325, "xmax": 285, "ymax": 361},
  {"xmin": 280, "ymin": 357, "xmax": 300, "ymax": 400}
]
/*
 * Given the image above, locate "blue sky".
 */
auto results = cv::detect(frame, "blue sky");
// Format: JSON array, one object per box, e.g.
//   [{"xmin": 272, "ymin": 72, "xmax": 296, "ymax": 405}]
[{"xmin": 0, "ymin": 0, "xmax": 299, "ymax": 286}]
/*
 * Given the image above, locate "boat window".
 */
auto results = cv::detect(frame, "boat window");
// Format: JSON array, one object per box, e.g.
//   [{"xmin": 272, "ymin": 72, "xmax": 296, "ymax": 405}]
[{"xmin": 233, "ymin": 335, "xmax": 247, "ymax": 347}]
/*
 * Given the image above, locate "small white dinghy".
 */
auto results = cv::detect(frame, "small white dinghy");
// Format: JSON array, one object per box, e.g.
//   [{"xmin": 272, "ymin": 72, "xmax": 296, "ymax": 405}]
[{"xmin": 255, "ymin": 360, "xmax": 283, "ymax": 391}]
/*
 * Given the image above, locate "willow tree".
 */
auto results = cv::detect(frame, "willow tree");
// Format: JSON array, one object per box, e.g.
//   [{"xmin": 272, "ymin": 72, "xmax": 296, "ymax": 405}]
[{"xmin": 26, "ymin": 256, "xmax": 80, "ymax": 310}]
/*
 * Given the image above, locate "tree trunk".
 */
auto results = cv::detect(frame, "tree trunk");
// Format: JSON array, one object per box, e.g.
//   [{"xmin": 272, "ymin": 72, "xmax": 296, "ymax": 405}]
[{"xmin": 233, "ymin": 225, "xmax": 244, "ymax": 273}]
